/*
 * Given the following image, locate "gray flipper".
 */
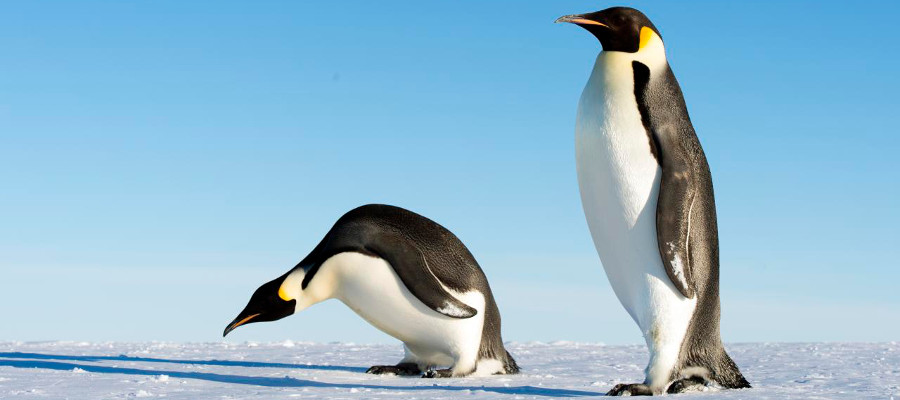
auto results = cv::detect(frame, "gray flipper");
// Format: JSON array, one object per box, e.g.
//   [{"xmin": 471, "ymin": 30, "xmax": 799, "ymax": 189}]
[
  {"xmin": 633, "ymin": 61, "xmax": 695, "ymax": 298},
  {"xmin": 365, "ymin": 231, "xmax": 477, "ymax": 319},
  {"xmin": 653, "ymin": 121, "xmax": 696, "ymax": 299}
]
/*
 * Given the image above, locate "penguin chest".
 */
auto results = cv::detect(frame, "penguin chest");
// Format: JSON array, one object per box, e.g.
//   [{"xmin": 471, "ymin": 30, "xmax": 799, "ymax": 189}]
[
  {"xmin": 574, "ymin": 55, "xmax": 666, "ymax": 323},
  {"xmin": 324, "ymin": 252, "xmax": 485, "ymax": 363},
  {"xmin": 575, "ymin": 55, "xmax": 660, "ymax": 228}
]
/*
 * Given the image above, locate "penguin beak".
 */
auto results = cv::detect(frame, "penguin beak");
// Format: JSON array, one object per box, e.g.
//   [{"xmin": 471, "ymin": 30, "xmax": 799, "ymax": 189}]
[
  {"xmin": 223, "ymin": 274, "xmax": 298, "ymax": 338},
  {"xmin": 223, "ymin": 313, "xmax": 261, "ymax": 337},
  {"xmin": 554, "ymin": 14, "xmax": 609, "ymax": 27}
]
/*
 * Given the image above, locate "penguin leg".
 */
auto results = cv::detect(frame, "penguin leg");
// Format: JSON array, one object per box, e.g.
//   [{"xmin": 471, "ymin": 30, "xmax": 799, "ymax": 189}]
[
  {"xmin": 640, "ymin": 306, "xmax": 696, "ymax": 393},
  {"xmin": 366, "ymin": 363, "xmax": 422, "ymax": 376},
  {"xmin": 606, "ymin": 383, "xmax": 653, "ymax": 396},
  {"xmin": 420, "ymin": 364, "xmax": 476, "ymax": 378},
  {"xmin": 666, "ymin": 376, "xmax": 706, "ymax": 394},
  {"xmin": 367, "ymin": 346, "xmax": 425, "ymax": 376},
  {"xmin": 421, "ymin": 352, "xmax": 477, "ymax": 378},
  {"xmin": 421, "ymin": 368, "xmax": 454, "ymax": 378}
]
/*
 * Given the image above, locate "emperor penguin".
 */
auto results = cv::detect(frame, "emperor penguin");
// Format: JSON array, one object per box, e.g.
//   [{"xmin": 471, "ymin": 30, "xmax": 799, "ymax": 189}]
[
  {"xmin": 556, "ymin": 7, "xmax": 750, "ymax": 395},
  {"xmin": 223, "ymin": 204, "xmax": 519, "ymax": 378}
]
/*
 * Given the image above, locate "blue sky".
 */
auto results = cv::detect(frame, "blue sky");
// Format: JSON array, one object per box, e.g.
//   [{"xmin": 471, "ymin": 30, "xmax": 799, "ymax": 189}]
[{"xmin": 1, "ymin": 1, "xmax": 898, "ymax": 345}]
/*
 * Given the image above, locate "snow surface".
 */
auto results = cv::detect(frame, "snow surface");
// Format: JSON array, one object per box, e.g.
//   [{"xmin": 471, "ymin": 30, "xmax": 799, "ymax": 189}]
[{"xmin": 0, "ymin": 341, "xmax": 897, "ymax": 399}]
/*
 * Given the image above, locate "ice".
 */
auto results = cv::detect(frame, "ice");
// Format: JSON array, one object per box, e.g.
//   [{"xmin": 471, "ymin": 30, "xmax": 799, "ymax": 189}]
[{"xmin": 0, "ymin": 342, "xmax": 897, "ymax": 399}]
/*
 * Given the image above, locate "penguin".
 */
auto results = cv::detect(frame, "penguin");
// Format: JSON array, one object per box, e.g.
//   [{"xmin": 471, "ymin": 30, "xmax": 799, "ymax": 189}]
[
  {"xmin": 222, "ymin": 204, "xmax": 519, "ymax": 378},
  {"xmin": 556, "ymin": 7, "xmax": 750, "ymax": 395}
]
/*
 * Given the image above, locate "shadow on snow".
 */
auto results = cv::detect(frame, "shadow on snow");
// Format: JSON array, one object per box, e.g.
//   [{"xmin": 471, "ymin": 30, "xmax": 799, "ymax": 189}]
[
  {"xmin": 0, "ymin": 353, "xmax": 600, "ymax": 397},
  {"xmin": 0, "ymin": 351, "xmax": 364, "ymax": 373}
]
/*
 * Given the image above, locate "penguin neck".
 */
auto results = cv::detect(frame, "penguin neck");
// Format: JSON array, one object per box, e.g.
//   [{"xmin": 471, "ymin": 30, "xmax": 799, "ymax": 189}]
[
  {"xmin": 300, "ymin": 251, "xmax": 378, "ymax": 311},
  {"xmin": 292, "ymin": 261, "xmax": 341, "ymax": 312},
  {"xmin": 593, "ymin": 34, "xmax": 668, "ymax": 76}
]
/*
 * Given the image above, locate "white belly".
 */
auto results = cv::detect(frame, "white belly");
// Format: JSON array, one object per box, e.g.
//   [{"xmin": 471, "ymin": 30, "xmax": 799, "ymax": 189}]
[
  {"xmin": 322, "ymin": 252, "xmax": 486, "ymax": 369},
  {"xmin": 575, "ymin": 53, "xmax": 696, "ymax": 385}
]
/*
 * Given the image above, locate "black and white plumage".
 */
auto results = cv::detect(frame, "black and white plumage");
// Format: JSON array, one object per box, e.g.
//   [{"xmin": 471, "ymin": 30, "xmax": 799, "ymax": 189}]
[
  {"xmin": 223, "ymin": 204, "xmax": 518, "ymax": 378},
  {"xmin": 557, "ymin": 7, "xmax": 750, "ymax": 395}
]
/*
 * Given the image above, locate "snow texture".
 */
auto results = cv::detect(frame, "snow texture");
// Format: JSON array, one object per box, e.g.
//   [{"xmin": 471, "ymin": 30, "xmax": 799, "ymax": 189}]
[{"xmin": 0, "ymin": 341, "xmax": 897, "ymax": 399}]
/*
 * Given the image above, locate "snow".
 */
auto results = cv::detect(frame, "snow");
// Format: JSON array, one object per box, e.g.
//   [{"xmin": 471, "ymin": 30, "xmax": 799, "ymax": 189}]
[{"xmin": 0, "ymin": 341, "xmax": 897, "ymax": 399}]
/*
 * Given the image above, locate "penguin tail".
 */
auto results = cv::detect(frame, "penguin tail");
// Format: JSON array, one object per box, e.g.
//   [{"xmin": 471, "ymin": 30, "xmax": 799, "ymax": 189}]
[
  {"xmin": 679, "ymin": 344, "xmax": 750, "ymax": 389},
  {"xmin": 711, "ymin": 350, "xmax": 750, "ymax": 389},
  {"xmin": 502, "ymin": 350, "xmax": 520, "ymax": 374}
]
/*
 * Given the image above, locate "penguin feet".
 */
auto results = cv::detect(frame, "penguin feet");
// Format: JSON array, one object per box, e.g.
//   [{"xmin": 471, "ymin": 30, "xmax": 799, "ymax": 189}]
[
  {"xmin": 666, "ymin": 376, "xmax": 707, "ymax": 394},
  {"xmin": 421, "ymin": 368, "xmax": 454, "ymax": 378},
  {"xmin": 366, "ymin": 363, "xmax": 422, "ymax": 376},
  {"xmin": 606, "ymin": 383, "xmax": 653, "ymax": 396}
]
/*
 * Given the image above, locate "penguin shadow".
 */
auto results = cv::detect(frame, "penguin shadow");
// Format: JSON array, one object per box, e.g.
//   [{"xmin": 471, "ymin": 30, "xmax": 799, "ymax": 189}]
[
  {"xmin": 0, "ymin": 352, "xmax": 600, "ymax": 397},
  {"xmin": 0, "ymin": 351, "xmax": 364, "ymax": 373}
]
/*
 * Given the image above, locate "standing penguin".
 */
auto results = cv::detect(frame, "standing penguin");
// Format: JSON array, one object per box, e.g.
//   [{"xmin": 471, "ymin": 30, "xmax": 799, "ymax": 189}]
[
  {"xmin": 556, "ymin": 7, "xmax": 750, "ymax": 395},
  {"xmin": 223, "ymin": 204, "xmax": 519, "ymax": 378}
]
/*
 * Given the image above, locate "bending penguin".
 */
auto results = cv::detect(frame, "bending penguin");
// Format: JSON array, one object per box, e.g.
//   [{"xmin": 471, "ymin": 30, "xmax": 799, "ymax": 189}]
[
  {"xmin": 556, "ymin": 7, "xmax": 750, "ymax": 395},
  {"xmin": 223, "ymin": 204, "xmax": 519, "ymax": 378}
]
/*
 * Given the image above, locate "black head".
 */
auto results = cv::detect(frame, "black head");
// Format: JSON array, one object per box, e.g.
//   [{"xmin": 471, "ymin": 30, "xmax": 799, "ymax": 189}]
[
  {"xmin": 556, "ymin": 7, "xmax": 661, "ymax": 53},
  {"xmin": 223, "ymin": 273, "xmax": 297, "ymax": 337}
]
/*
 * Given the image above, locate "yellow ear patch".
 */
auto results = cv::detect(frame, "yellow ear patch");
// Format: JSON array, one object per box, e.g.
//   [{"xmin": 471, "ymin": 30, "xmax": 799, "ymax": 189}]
[
  {"xmin": 639, "ymin": 26, "xmax": 654, "ymax": 50},
  {"xmin": 278, "ymin": 285, "xmax": 292, "ymax": 301}
]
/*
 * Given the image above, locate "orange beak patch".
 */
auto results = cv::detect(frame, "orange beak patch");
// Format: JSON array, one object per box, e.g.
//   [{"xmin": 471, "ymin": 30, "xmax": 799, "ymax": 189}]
[
  {"xmin": 231, "ymin": 313, "xmax": 260, "ymax": 330},
  {"xmin": 565, "ymin": 18, "xmax": 608, "ymax": 27}
]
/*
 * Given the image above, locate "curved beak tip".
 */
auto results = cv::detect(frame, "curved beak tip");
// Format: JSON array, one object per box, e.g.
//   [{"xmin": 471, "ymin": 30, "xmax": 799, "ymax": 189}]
[
  {"xmin": 555, "ymin": 14, "xmax": 587, "ymax": 24},
  {"xmin": 223, "ymin": 323, "xmax": 237, "ymax": 337},
  {"xmin": 222, "ymin": 313, "xmax": 260, "ymax": 338},
  {"xmin": 554, "ymin": 15, "xmax": 608, "ymax": 28}
]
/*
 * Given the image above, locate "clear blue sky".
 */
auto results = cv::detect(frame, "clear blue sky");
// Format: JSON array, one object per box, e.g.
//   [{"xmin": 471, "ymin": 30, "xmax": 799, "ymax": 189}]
[{"xmin": 2, "ymin": 1, "xmax": 898, "ymax": 345}]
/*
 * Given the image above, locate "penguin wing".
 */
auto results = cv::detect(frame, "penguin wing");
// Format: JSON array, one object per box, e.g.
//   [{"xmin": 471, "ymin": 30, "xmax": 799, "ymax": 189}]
[
  {"xmin": 634, "ymin": 62, "xmax": 696, "ymax": 298},
  {"xmin": 366, "ymin": 231, "xmax": 478, "ymax": 319},
  {"xmin": 653, "ymin": 123, "xmax": 696, "ymax": 299}
]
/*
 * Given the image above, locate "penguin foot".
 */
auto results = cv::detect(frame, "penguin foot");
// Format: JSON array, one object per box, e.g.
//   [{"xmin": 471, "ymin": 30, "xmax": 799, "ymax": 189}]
[
  {"xmin": 606, "ymin": 383, "xmax": 653, "ymax": 396},
  {"xmin": 666, "ymin": 376, "xmax": 707, "ymax": 394},
  {"xmin": 421, "ymin": 368, "xmax": 454, "ymax": 378},
  {"xmin": 366, "ymin": 363, "xmax": 421, "ymax": 376}
]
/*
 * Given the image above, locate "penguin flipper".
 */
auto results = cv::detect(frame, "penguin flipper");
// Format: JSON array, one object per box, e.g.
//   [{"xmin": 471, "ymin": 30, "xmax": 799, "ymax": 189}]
[
  {"xmin": 366, "ymin": 232, "xmax": 477, "ymax": 319},
  {"xmin": 654, "ymin": 135, "xmax": 696, "ymax": 299},
  {"xmin": 633, "ymin": 61, "xmax": 697, "ymax": 299}
]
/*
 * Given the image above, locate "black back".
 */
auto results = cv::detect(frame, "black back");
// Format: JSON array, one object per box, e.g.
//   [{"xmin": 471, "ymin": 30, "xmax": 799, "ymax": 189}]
[{"xmin": 297, "ymin": 205, "xmax": 484, "ymax": 315}]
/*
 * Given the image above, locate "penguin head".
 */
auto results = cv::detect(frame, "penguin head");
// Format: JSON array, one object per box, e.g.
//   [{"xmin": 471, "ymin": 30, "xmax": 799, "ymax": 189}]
[
  {"xmin": 223, "ymin": 265, "xmax": 333, "ymax": 337},
  {"xmin": 223, "ymin": 270, "xmax": 301, "ymax": 337},
  {"xmin": 223, "ymin": 262, "xmax": 337, "ymax": 337},
  {"xmin": 556, "ymin": 7, "xmax": 662, "ymax": 54}
]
